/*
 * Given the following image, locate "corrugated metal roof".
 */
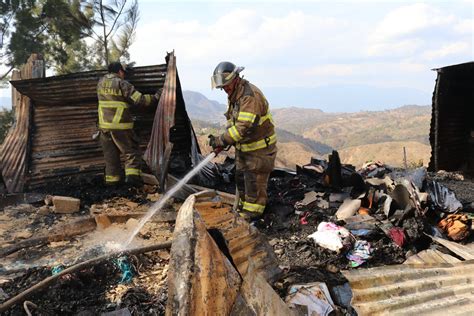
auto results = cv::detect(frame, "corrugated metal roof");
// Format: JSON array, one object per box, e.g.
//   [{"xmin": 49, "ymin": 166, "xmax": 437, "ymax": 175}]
[
  {"xmin": 10, "ymin": 65, "xmax": 166, "ymax": 106},
  {"xmin": 342, "ymin": 260, "xmax": 474, "ymax": 315}
]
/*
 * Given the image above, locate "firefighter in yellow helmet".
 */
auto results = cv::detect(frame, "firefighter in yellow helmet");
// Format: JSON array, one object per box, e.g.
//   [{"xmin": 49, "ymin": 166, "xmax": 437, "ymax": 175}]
[
  {"xmin": 209, "ymin": 61, "xmax": 277, "ymax": 220},
  {"xmin": 97, "ymin": 62, "xmax": 162, "ymax": 186}
]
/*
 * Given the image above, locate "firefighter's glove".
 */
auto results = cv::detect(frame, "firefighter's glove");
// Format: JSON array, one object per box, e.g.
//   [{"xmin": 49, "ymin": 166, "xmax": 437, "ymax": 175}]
[{"xmin": 208, "ymin": 134, "xmax": 225, "ymax": 150}]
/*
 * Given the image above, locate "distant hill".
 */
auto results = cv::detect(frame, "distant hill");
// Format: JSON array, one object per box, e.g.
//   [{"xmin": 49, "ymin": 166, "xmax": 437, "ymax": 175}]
[
  {"xmin": 273, "ymin": 105, "xmax": 431, "ymax": 149},
  {"xmin": 183, "ymin": 90, "xmax": 432, "ymax": 169},
  {"xmin": 338, "ymin": 141, "xmax": 431, "ymax": 168},
  {"xmin": 183, "ymin": 90, "xmax": 226, "ymax": 123}
]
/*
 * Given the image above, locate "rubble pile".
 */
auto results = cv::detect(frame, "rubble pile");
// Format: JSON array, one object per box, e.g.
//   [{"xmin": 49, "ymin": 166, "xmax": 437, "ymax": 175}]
[
  {"xmin": 1, "ymin": 154, "xmax": 474, "ymax": 314},
  {"xmin": 261, "ymin": 155, "xmax": 474, "ymax": 312}
]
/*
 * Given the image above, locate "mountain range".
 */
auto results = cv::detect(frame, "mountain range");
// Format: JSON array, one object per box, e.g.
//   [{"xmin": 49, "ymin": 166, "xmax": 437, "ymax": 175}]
[{"xmin": 183, "ymin": 90, "xmax": 432, "ymax": 168}]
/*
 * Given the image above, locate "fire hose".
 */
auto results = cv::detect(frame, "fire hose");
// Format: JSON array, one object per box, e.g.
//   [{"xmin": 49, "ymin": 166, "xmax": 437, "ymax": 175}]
[{"xmin": 0, "ymin": 241, "xmax": 172, "ymax": 312}]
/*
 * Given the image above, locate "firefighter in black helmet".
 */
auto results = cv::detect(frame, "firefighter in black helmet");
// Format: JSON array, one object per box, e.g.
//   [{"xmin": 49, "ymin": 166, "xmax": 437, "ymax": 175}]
[
  {"xmin": 209, "ymin": 61, "xmax": 277, "ymax": 220},
  {"xmin": 97, "ymin": 61, "xmax": 162, "ymax": 187}
]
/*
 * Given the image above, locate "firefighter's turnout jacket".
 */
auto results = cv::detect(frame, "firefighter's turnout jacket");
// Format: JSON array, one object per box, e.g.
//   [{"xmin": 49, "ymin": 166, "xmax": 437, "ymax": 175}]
[
  {"xmin": 221, "ymin": 78, "xmax": 277, "ymax": 216},
  {"xmin": 97, "ymin": 73, "xmax": 159, "ymax": 184}
]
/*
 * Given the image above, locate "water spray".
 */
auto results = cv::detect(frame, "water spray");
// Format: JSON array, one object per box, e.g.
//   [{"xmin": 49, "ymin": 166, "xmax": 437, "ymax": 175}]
[{"xmin": 123, "ymin": 147, "xmax": 227, "ymax": 247}]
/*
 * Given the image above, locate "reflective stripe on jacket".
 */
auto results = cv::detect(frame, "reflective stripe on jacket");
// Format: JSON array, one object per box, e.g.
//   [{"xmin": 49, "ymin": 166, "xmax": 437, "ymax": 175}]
[
  {"xmin": 97, "ymin": 73, "xmax": 158, "ymax": 130},
  {"xmin": 222, "ymin": 79, "xmax": 276, "ymax": 152}
]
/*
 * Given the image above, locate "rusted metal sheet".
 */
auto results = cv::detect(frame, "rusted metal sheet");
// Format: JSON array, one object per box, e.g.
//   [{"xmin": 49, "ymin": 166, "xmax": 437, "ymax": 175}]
[
  {"xmin": 193, "ymin": 191, "xmax": 281, "ymax": 282},
  {"xmin": 0, "ymin": 54, "xmax": 44, "ymax": 193},
  {"xmin": 343, "ymin": 260, "xmax": 474, "ymax": 315},
  {"xmin": 429, "ymin": 61, "xmax": 474, "ymax": 173},
  {"xmin": 145, "ymin": 51, "xmax": 198, "ymax": 191},
  {"xmin": 166, "ymin": 193, "xmax": 242, "ymax": 316},
  {"xmin": 10, "ymin": 65, "xmax": 166, "ymax": 105}
]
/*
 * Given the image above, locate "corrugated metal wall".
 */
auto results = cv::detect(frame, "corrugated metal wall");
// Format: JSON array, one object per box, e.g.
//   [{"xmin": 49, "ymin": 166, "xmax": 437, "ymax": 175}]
[
  {"xmin": 4, "ymin": 62, "xmax": 170, "ymax": 192},
  {"xmin": 0, "ymin": 54, "xmax": 44, "ymax": 193},
  {"xmin": 429, "ymin": 62, "xmax": 474, "ymax": 173}
]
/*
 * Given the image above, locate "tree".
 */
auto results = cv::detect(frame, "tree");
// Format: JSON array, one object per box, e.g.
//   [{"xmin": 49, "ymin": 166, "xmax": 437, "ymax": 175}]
[
  {"xmin": 84, "ymin": 0, "xmax": 139, "ymax": 66},
  {"xmin": 0, "ymin": 0, "xmax": 92, "ymax": 76},
  {"xmin": 0, "ymin": 0, "xmax": 140, "ymax": 76}
]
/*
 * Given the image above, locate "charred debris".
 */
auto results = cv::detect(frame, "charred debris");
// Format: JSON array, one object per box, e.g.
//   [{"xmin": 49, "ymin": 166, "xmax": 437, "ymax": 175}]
[{"xmin": 1, "ymin": 149, "xmax": 474, "ymax": 315}]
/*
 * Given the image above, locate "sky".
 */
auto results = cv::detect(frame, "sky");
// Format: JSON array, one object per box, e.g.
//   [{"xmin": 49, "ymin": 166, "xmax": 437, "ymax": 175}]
[{"xmin": 1, "ymin": 0, "xmax": 473, "ymax": 112}]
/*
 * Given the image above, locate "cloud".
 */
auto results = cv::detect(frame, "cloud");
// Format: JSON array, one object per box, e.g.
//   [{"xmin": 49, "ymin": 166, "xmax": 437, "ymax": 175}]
[
  {"xmin": 370, "ymin": 3, "xmax": 454, "ymax": 41},
  {"xmin": 422, "ymin": 42, "xmax": 470, "ymax": 60},
  {"xmin": 367, "ymin": 3, "xmax": 472, "ymax": 62}
]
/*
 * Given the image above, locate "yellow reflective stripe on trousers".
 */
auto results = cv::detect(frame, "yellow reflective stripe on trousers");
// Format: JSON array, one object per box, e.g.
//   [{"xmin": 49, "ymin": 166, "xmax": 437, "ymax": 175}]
[
  {"xmin": 131, "ymin": 91, "xmax": 142, "ymax": 103},
  {"xmin": 242, "ymin": 201, "xmax": 265, "ymax": 214},
  {"xmin": 125, "ymin": 168, "xmax": 141, "ymax": 176},
  {"xmin": 228, "ymin": 125, "xmax": 242, "ymax": 142},
  {"xmin": 106, "ymin": 175, "xmax": 120, "ymax": 183},
  {"xmin": 236, "ymin": 133, "xmax": 277, "ymax": 152},
  {"xmin": 237, "ymin": 111, "xmax": 257, "ymax": 123}
]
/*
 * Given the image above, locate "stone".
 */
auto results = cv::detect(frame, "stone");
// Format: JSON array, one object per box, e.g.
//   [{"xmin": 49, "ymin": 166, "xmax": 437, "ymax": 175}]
[
  {"xmin": 95, "ymin": 214, "xmax": 112, "ymax": 230},
  {"xmin": 52, "ymin": 196, "xmax": 80, "ymax": 214},
  {"xmin": 37, "ymin": 205, "xmax": 51, "ymax": 215},
  {"xmin": 126, "ymin": 218, "xmax": 139, "ymax": 231}
]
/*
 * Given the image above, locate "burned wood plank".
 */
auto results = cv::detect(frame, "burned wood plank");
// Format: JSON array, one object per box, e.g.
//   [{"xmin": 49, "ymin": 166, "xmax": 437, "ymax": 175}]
[{"xmin": 166, "ymin": 194, "xmax": 241, "ymax": 315}]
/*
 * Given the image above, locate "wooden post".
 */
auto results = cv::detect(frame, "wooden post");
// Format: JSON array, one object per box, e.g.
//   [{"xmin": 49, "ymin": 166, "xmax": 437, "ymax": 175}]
[{"xmin": 403, "ymin": 146, "xmax": 408, "ymax": 169}]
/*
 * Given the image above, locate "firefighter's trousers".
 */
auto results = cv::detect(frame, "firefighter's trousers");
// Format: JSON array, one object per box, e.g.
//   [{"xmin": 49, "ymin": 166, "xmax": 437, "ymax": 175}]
[
  {"xmin": 99, "ymin": 130, "xmax": 141, "ymax": 184},
  {"xmin": 235, "ymin": 144, "xmax": 276, "ymax": 216}
]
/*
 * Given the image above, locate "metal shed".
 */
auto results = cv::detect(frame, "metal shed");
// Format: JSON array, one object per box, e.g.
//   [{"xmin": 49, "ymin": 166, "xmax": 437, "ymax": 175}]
[
  {"xmin": 429, "ymin": 61, "xmax": 474, "ymax": 174},
  {"xmin": 1, "ymin": 52, "xmax": 198, "ymax": 193}
]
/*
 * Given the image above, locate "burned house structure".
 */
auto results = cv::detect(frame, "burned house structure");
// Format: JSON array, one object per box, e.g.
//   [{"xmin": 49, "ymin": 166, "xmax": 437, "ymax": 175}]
[
  {"xmin": 429, "ymin": 61, "xmax": 474, "ymax": 174},
  {"xmin": 0, "ymin": 53, "xmax": 201, "ymax": 193}
]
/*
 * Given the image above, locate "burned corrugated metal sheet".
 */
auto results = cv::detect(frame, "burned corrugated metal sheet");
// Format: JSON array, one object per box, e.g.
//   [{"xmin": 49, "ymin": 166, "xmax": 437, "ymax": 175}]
[
  {"xmin": 145, "ymin": 51, "xmax": 197, "ymax": 190},
  {"xmin": 10, "ymin": 65, "xmax": 166, "ymax": 105},
  {"xmin": 166, "ymin": 192, "xmax": 241, "ymax": 315},
  {"xmin": 0, "ymin": 54, "xmax": 44, "ymax": 193},
  {"xmin": 429, "ymin": 61, "xmax": 474, "ymax": 173},
  {"xmin": 193, "ymin": 191, "xmax": 281, "ymax": 282},
  {"xmin": 343, "ymin": 260, "xmax": 474, "ymax": 315},
  {"xmin": 2, "ymin": 53, "xmax": 196, "ymax": 192}
]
